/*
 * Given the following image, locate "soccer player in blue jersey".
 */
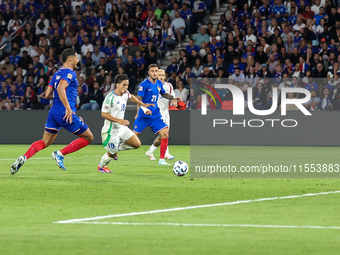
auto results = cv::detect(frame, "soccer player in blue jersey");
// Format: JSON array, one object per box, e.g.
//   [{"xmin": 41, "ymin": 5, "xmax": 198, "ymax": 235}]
[
  {"xmin": 10, "ymin": 49, "xmax": 94, "ymax": 175},
  {"xmin": 134, "ymin": 64, "xmax": 181, "ymax": 165}
]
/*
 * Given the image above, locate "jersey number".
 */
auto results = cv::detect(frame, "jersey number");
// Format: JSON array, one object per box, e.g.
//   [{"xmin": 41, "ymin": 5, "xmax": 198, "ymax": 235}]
[
  {"xmin": 108, "ymin": 143, "xmax": 115, "ymax": 149},
  {"xmin": 151, "ymin": 95, "xmax": 157, "ymax": 102},
  {"xmin": 121, "ymin": 104, "xmax": 125, "ymax": 112}
]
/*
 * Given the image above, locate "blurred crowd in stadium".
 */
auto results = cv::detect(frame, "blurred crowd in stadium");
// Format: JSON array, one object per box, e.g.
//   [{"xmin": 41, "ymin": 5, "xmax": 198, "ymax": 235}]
[{"xmin": 0, "ymin": 0, "xmax": 340, "ymax": 111}]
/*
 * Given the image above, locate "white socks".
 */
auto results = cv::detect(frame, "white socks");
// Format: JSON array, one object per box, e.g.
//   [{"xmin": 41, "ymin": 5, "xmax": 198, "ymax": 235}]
[
  {"xmin": 57, "ymin": 151, "xmax": 64, "ymax": 157},
  {"xmin": 149, "ymin": 145, "xmax": 170, "ymax": 155},
  {"xmin": 99, "ymin": 143, "xmax": 137, "ymax": 167},
  {"xmin": 99, "ymin": 153, "xmax": 112, "ymax": 168},
  {"xmin": 149, "ymin": 144, "xmax": 157, "ymax": 153},
  {"xmin": 118, "ymin": 143, "xmax": 134, "ymax": 152}
]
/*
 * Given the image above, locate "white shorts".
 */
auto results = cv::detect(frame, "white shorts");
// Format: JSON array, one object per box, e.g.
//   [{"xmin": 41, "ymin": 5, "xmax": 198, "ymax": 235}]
[
  {"xmin": 101, "ymin": 125, "xmax": 134, "ymax": 154},
  {"xmin": 160, "ymin": 113, "xmax": 170, "ymax": 129}
]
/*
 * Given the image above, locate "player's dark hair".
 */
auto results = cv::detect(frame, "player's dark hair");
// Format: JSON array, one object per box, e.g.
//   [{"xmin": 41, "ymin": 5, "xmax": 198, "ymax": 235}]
[
  {"xmin": 61, "ymin": 48, "xmax": 77, "ymax": 63},
  {"xmin": 148, "ymin": 64, "xmax": 158, "ymax": 71},
  {"xmin": 115, "ymin": 74, "xmax": 128, "ymax": 84}
]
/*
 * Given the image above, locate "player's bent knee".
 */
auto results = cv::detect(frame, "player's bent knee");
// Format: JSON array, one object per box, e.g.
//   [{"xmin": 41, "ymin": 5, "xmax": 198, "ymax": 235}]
[
  {"xmin": 81, "ymin": 130, "xmax": 94, "ymax": 143},
  {"xmin": 132, "ymin": 136, "xmax": 141, "ymax": 149},
  {"xmin": 160, "ymin": 129, "xmax": 169, "ymax": 139},
  {"xmin": 88, "ymin": 133, "xmax": 94, "ymax": 143},
  {"xmin": 135, "ymin": 140, "xmax": 141, "ymax": 149}
]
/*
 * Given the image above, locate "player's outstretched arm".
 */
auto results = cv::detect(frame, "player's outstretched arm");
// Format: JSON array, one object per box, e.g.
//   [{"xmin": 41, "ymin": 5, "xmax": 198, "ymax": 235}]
[
  {"xmin": 101, "ymin": 112, "xmax": 129, "ymax": 126},
  {"xmin": 57, "ymin": 80, "xmax": 72, "ymax": 123},
  {"xmin": 135, "ymin": 95, "xmax": 143, "ymax": 119},
  {"xmin": 161, "ymin": 93, "xmax": 182, "ymax": 102},
  {"xmin": 129, "ymin": 94, "xmax": 155, "ymax": 108},
  {"xmin": 44, "ymin": 86, "xmax": 54, "ymax": 99},
  {"xmin": 130, "ymin": 95, "xmax": 154, "ymax": 116}
]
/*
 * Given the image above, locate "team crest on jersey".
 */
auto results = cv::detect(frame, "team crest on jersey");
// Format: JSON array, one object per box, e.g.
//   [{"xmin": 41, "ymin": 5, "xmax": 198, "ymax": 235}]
[
  {"xmin": 157, "ymin": 86, "xmax": 161, "ymax": 92},
  {"xmin": 117, "ymin": 101, "xmax": 120, "ymax": 104},
  {"xmin": 56, "ymin": 75, "xmax": 61, "ymax": 80},
  {"xmin": 67, "ymin": 73, "xmax": 73, "ymax": 79}
]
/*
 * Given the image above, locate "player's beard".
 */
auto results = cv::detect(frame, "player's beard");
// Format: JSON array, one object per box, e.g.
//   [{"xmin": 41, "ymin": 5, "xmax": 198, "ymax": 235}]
[
  {"xmin": 75, "ymin": 62, "xmax": 81, "ymax": 70},
  {"xmin": 150, "ymin": 75, "xmax": 157, "ymax": 82}
]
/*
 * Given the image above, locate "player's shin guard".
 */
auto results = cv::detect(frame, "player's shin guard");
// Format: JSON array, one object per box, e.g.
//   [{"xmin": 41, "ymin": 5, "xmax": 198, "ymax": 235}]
[
  {"xmin": 24, "ymin": 140, "xmax": 46, "ymax": 160},
  {"xmin": 118, "ymin": 143, "xmax": 134, "ymax": 152},
  {"xmin": 60, "ymin": 138, "xmax": 90, "ymax": 156},
  {"xmin": 160, "ymin": 138, "xmax": 168, "ymax": 160},
  {"xmin": 99, "ymin": 153, "xmax": 112, "ymax": 168}
]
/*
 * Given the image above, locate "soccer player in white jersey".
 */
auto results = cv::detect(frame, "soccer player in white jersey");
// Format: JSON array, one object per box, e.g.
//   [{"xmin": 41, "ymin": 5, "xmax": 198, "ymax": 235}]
[
  {"xmin": 145, "ymin": 69, "xmax": 177, "ymax": 160},
  {"xmin": 98, "ymin": 74, "xmax": 154, "ymax": 173}
]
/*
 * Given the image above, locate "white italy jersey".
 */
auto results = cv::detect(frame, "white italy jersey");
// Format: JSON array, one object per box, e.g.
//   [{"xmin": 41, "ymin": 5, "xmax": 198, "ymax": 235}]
[
  {"xmin": 101, "ymin": 90, "xmax": 131, "ymax": 133},
  {"xmin": 158, "ymin": 81, "xmax": 175, "ymax": 114}
]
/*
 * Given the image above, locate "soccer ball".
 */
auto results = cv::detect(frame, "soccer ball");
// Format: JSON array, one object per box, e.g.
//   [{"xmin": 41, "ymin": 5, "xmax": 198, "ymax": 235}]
[{"xmin": 173, "ymin": 161, "xmax": 189, "ymax": 177}]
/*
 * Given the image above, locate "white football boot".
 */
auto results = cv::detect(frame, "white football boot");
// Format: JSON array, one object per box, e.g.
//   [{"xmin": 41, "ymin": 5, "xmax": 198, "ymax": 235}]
[
  {"xmin": 10, "ymin": 156, "xmax": 26, "ymax": 175},
  {"xmin": 158, "ymin": 159, "xmax": 171, "ymax": 165},
  {"xmin": 146, "ymin": 150, "xmax": 156, "ymax": 160},
  {"xmin": 165, "ymin": 154, "xmax": 175, "ymax": 160}
]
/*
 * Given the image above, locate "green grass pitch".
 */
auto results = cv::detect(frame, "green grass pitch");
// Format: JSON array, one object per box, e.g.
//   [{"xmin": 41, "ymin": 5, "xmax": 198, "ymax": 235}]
[{"xmin": 1, "ymin": 145, "xmax": 340, "ymax": 255}]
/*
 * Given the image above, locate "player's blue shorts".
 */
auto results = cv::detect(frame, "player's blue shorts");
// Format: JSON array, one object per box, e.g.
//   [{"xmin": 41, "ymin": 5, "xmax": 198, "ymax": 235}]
[
  {"xmin": 133, "ymin": 113, "xmax": 168, "ymax": 134},
  {"xmin": 45, "ymin": 112, "xmax": 88, "ymax": 135}
]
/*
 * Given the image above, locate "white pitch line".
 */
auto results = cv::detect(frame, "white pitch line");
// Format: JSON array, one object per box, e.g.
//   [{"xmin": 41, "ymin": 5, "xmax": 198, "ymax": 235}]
[
  {"xmin": 67, "ymin": 221, "xmax": 340, "ymax": 230},
  {"xmin": 54, "ymin": 190, "xmax": 340, "ymax": 224}
]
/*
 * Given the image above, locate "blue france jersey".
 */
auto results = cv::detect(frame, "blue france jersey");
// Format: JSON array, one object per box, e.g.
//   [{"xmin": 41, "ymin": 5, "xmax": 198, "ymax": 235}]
[
  {"xmin": 137, "ymin": 78, "xmax": 165, "ymax": 118},
  {"xmin": 49, "ymin": 68, "xmax": 78, "ymax": 113}
]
